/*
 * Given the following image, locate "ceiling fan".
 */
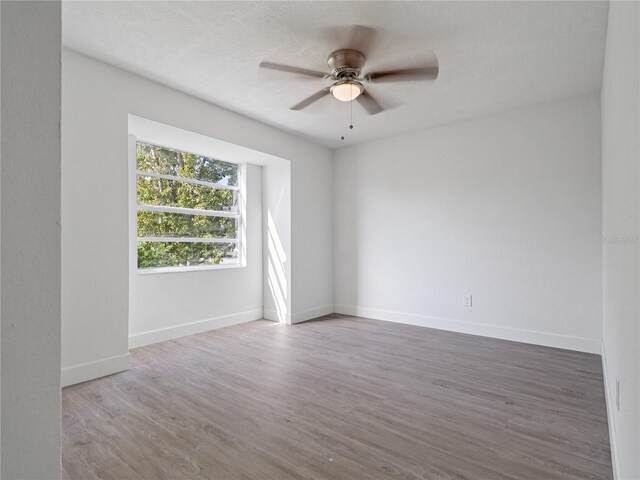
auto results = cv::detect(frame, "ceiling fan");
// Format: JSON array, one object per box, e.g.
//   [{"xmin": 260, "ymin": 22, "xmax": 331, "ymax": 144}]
[{"xmin": 259, "ymin": 28, "xmax": 439, "ymax": 115}]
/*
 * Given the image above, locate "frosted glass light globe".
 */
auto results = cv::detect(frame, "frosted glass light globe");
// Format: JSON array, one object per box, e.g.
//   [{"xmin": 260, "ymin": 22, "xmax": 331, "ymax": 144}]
[{"xmin": 331, "ymin": 81, "xmax": 364, "ymax": 102}]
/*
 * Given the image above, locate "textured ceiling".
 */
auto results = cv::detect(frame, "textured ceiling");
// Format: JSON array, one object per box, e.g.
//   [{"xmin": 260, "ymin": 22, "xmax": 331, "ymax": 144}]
[{"xmin": 62, "ymin": 1, "xmax": 608, "ymax": 148}]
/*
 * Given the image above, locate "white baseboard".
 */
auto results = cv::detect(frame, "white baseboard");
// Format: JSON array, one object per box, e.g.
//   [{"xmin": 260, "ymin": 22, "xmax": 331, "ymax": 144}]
[
  {"xmin": 601, "ymin": 340, "xmax": 621, "ymax": 479},
  {"xmin": 263, "ymin": 308, "xmax": 289, "ymax": 323},
  {"xmin": 292, "ymin": 304, "xmax": 334, "ymax": 324},
  {"xmin": 263, "ymin": 305, "xmax": 334, "ymax": 324},
  {"xmin": 129, "ymin": 308, "xmax": 263, "ymax": 349},
  {"xmin": 334, "ymin": 305, "xmax": 600, "ymax": 354},
  {"xmin": 61, "ymin": 353, "xmax": 131, "ymax": 388}
]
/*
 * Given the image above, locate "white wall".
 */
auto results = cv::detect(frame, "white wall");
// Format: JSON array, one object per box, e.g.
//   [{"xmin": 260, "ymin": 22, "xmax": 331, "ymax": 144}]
[
  {"xmin": 601, "ymin": 2, "xmax": 640, "ymax": 478},
  {"xmin": 1, "ymin": 1, "xmax": 61, "ymax": 477},
  {"xmin": 129, "ymin": 162, "xmax": 264, "ymax": 348},
  {"xmin": 1, "ymin": 3, "xmax": 2, "ymax": 470},
  {"xmin": 334, "ymin": 94, "xmax": 602, "ymax": 353},
  {"xmin": 1, "ymin": 3, "xmax": 3, "ymax": 471},
  {"xmin": 291, "ymin": 156, "xmax": 334, "ymax": 322},
  {"xmin": 263, "ymin": 163, "xmax": 292, "ymax": 323},
  {"xmin": 62, "ymin": 49, "xmax": 333, "ymax": 385}
]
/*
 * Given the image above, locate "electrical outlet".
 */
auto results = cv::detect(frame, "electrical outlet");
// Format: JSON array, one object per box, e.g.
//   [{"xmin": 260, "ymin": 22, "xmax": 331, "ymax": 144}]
[
  {"xmin": 463, "ymin": 295, "xmax": 472, "ymax": 307},
  {"xmin": 616, "ymin": 379, "xmax": 620, "ymax": 411}
]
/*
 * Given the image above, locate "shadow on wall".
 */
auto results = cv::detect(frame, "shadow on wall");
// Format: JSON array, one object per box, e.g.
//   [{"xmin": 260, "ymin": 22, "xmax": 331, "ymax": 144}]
[
  {"xmin": 262, "ymin": 160, "xmax": 291, "ymax": 324},
  {"xmin": 267, "ymin": 210, "xmax": 288, "ymax": 323}
]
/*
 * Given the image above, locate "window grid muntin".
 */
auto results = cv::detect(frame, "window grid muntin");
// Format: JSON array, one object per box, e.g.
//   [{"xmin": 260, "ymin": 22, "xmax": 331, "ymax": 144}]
[{"xmin": 136, "ymin": 141, "xmax": 242, "ymax": 269}]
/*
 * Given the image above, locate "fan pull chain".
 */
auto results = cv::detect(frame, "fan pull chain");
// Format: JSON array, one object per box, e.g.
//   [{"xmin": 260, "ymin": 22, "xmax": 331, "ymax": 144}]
[
  {"xmin": 350, "ymin": 97, "xmax": 354, "ymax": 131},
  {"xmin": 340, "ymin": 99, "xmax": 345, "ymax": 141},
  {"xmin": 340, "ymin": 87, "xmax": 358, "ymax": 141}
]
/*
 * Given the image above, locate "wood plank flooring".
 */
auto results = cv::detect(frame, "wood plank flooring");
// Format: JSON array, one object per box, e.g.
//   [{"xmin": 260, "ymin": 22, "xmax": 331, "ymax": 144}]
[{"xmin": 62, "ymin": 315, "xmax": 612, "ymax": 480}]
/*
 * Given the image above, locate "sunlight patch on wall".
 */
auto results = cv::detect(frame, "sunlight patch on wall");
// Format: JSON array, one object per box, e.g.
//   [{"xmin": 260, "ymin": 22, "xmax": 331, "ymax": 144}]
[{"xmin": 267, "ymin": 210, "xmax": 288, "ymax": 323}]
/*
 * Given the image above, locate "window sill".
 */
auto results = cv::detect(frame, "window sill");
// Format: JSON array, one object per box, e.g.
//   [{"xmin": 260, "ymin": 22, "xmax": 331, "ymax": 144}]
[{"xmin": 137, "ymin": 264, "xmax": 244, "ymax": 275}]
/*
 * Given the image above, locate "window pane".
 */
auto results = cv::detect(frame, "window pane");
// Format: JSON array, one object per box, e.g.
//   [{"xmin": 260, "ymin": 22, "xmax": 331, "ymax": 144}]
[
  {"xmin": 136, "ymin": 142, "xmax": 238, "ymax": 186},
  {"xmin": 137, "ymin": 211, "xmax": 237, "ymax": 238},
  {"xmin": 137, "ymin": 176, "xmax": 237, "ymax": 211},
  {"xmin": 137, "ymin": 242, "xmax": 239, "ymax": 269}
]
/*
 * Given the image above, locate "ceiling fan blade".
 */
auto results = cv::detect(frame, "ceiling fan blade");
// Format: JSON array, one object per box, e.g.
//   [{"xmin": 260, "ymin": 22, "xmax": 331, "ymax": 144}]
[
  {"xmin": 346, "ymin": 25, "xmax": 377, "ymax": 56},
  {"xmin": 290, "ymin": 88, "xmax": 331, "ymax": 110},
  {"xmin": 356, "ymin": 90, "xmax": 383, "ymax": 115},
  {"xmin": 364, "ymin": 66, "xmax": 439, "ymax": 84},
  {"xmin": 260, "ymin": 61, "xmax": 328, "ymax": 79},
  {"xmin": 320, "ymin": 24, "xmax": 378, "ymax": 57}
]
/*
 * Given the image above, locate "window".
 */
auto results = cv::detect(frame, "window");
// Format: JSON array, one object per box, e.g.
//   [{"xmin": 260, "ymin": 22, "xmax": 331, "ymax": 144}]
[{"xmin": 136, "ymin": 141, "xmax": 242, "ymax": 270}]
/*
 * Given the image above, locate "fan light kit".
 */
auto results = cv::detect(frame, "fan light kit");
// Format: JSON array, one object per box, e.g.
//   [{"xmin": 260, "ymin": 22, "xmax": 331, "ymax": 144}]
[
  {"xmin": 331, "ymin": 80, "xmax": 363, "ymax": 102},
  {"xmin": 259, "ymin": 27, "xmax": 439, "ymax": 140}
]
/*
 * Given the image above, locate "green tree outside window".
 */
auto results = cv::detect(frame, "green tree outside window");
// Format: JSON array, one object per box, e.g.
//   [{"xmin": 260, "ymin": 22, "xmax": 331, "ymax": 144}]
[{"xmin": 136, "ymin": 142, "xmax": 240, "ymax": 269}]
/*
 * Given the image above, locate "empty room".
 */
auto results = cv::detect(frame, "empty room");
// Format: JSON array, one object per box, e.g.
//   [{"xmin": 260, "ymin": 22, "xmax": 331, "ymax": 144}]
[{"xmin": 1, "ymin": 1, "xmax": 639, "ymax": 479}]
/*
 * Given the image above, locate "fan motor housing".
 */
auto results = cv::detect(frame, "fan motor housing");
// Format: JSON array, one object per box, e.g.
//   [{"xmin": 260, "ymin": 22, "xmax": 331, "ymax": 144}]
[{"xmin": 328, "ymin": 49, "xmax": 365, "ymax": 78}]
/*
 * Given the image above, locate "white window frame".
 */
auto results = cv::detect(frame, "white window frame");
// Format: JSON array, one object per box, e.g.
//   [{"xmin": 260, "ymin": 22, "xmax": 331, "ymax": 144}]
[{"xmin": 135, "ymin": 141, "xmax": 245, "ymax": 274}]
